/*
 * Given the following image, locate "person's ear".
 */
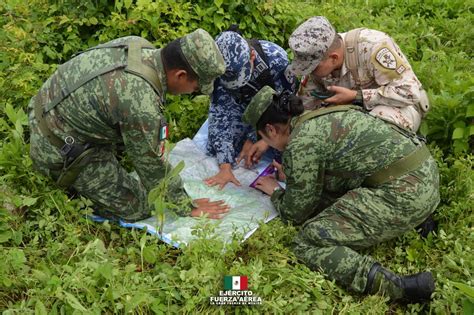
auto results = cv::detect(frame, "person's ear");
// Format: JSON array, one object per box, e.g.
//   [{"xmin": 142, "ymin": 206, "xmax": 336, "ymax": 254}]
[
  {"xmin": 175, "ymin": 69, "xmax": 188, "ymax": 81},
  {"xmin": 328, "ymin": 52, "xmax": 340, "ymax": 65},
  {"xmin": 265, "ymin": 124, "xmax": 277, "ymax": 136}
]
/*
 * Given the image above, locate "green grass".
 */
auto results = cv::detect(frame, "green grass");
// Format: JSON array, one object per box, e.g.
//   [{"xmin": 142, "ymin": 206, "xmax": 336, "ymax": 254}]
[{"xmin": 1, "ymin": 0, "xmax": 473, "ymax": 313}]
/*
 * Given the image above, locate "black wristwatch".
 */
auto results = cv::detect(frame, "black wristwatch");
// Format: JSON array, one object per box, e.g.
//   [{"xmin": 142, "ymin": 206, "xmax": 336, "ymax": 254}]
[{"xmin": 352, "ymin": 89, "xmax": 364, "ymax": 106}]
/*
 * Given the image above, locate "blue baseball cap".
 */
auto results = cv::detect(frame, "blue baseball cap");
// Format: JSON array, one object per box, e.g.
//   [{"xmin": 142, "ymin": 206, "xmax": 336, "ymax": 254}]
[{"xmin": 215, "ymin": 31, "xmax": 252, "ymax": 90}]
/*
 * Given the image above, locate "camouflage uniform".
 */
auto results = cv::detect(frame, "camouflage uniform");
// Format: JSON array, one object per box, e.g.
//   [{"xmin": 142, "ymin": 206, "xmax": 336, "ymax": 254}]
[
  {"xmin": 207, "ymin": 31, "xmax": 296, "ymax": 165},
  {"xmin": 289, "ymin": 16, "xmax": 428, "ymax": 132},
  {"xmin": 243, "ymin": 86, "xmax": 440, "ymax": 294},
  {"xmin": 28, "ymin": 30, "xmax": 225, "ymax": 222}
]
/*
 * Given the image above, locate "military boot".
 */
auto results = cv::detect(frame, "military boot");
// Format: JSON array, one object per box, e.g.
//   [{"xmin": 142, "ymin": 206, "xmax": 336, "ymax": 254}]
[
  {"xmin": 364, "ymin": 263, "xmax": 435, "ymax": 303},
  {"xmin": 416, "ymin": 213, "xmax": 438, "ymax": 238}
]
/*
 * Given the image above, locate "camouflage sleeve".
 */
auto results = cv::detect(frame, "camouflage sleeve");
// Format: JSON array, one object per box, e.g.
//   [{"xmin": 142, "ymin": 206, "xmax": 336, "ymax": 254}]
[
  {"xmin": 296, "ymin": 75, "xmax": 325, "ymax": 110},
  {"xmin": 270, "ymin": 126, "xmax": 329, "ymax": 225},
  {"xmin": 362, "ymin": 39, "xmax": 422, "ymax": 110},
  {"xmin": 118, "ymin": 74, "xmax": 192, "ymax": 215}
]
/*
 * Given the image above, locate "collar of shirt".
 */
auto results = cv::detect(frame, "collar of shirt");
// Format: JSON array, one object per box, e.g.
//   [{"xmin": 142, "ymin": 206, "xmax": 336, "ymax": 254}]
[
  {"xmin": 339, "ymin": 32, "xmax": 351, "ymax": 80},
  {"xmin": 153, "ymin": 48, "xmax": 167, "ymax": 103}
]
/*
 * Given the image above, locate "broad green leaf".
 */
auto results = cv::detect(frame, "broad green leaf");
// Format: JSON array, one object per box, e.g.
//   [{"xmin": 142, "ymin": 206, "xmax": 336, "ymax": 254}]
[
  {"xmin": 116, "ymin": 0, "xmax": 123, "ymax": 11},
  {"xmin": 35, "ymin": 300, "xmax": 48, "ymax": 315},
  {"xmin": 22, "ymin": 196, "xmax": 38, "ymax": 207},
  {"xmin": 97, "ymin": 263, "xmax": 113, "ymax": 280},
  {"xmin": 0, "ymin": 231, "xmax": 12, "ymax": 243},
  {"xmin": 452, "ymin": 282, "xmax": 474, "ymax": 299},
  {"xmin": 148, "ymin": 187, "xmax": 161, "ymax": 205},
  {"xmin": 124, "ymin": 292, "xmax": 149, "ymax": 313},
  {"xmin": 463, "ymin": 298, "xmax": 474, "ymax": 315},
  {"xmin": 453, "ymin": 120, "xmax": 466, "ymax": 128},
  {"xmin": 468, "ymin": 125, "xmax": 474, "ymax": 136},
  {"xmin": 452, "ymin": 127, "xmax": 465, "ymax": 139},
  {"xmin": 64, "ymin": 291, "xmax": 87, "ymax": 311},
  {"xmin": 169, "ymin": 160, "xmax": 185, "ymax": 178},
  {"xmin": 137, "ymin": 0, "xmax": 151, "ymax": 6},
  {"xmin": 264, "ymin": 16, "xmax": 277, "ymax": 25},
  {"xmin": 466, "ymin": 104, "xmax": 474, "ymax": 118},
  {"xmin": 154, "ymin": 198, "xmax": 165, "ymax": 215},
  {"xmin": 453, "ymin": 140, "xmax": 469, "ymax": 154},
  {"xmin": 124, "ymin": 0, "xmax": 133, "ymax": 9},
  {"xmin": 143, "ymin": 246, "xmax": 157, "ymax": 264}
]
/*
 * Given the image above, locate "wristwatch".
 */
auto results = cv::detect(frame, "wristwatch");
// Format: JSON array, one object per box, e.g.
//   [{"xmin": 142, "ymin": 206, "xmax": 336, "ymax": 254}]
[
  {"xmin": 273, "ymin": 186, "xmax": 282, "ymax": 193},
  {"xmin": 352, "ymin": 89, "xmax": 364, "ymax": 106}
]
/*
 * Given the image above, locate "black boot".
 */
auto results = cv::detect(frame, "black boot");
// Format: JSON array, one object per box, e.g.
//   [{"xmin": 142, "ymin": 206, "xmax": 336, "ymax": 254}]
[
  {"xmin": 416, "ymin": 214, "xmax": 438, "ymax": 238},
  {"xmin": 364, "ymin": 263, "xmax": 435, "ymax": 303}
]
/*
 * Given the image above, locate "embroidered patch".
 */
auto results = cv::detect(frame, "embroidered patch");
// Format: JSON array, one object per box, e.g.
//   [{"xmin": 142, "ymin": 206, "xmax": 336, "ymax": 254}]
[
  {"xmin": 396, "ymin": 65, "xmax": 406, "ymax": 74},
  {"xmin": 375, "ymin": 47, "xmax": 397, "ymax": 69},
  {"xmin": 160, "ymin": 124, "xmax": 168, "ymax": 140}
]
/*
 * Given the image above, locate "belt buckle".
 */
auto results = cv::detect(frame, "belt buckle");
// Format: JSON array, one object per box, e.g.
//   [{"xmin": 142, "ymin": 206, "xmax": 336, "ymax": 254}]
[{"xmin": 60, "ymin": 136, "xmax": 75, "ymax": 157}]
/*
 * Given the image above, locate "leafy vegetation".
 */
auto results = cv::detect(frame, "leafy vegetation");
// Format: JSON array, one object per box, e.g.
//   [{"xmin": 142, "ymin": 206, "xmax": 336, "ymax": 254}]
[{"xmin": 0, "ymin": 0, "xmax": 472, "ymax": 313}]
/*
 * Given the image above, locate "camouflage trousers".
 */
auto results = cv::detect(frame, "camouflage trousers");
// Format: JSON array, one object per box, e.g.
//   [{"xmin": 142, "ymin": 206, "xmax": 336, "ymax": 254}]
[
  {"xmin": 292, "ymin": 157, "xmax": 440, "ymax": 293},
  {"xmin": 29, "ymin": 117, "xmax": 151, "ymax": 222}
]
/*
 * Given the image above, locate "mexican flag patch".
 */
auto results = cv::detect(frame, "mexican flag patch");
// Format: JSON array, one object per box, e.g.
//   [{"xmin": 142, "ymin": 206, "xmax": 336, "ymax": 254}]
[{"xmin": 160, "ymin": 124, "xmax": 168, "ymax": 140}]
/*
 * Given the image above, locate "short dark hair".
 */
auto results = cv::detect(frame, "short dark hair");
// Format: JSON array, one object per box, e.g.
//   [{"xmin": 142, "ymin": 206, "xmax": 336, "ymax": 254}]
[
  {"xmin": 162, "ymin": 38, "xmax": 198, "ymax": 81},
  {"xmin": 322, "ymin": 34, "xmax": 343, "ymax": 60},
  {"xmin": 256, "ymin": 92, "xmax": 304, "ymax": 133}
]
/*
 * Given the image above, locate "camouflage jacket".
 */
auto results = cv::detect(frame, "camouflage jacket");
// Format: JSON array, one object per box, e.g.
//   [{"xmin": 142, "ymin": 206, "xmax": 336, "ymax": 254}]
[
  {"xmin": 30, "ymin": 36, "xmax": 190, "ymax": 211},
  {"xmin": 207, "ymin": 40, "xmax": 296, "ymax": 165},
  {"xmin": 270, "ymin": 109, "xmax": 424, "ymax": 225},
  {"xmin": 298, "ymin": 29, "xmax": 425, "ymax": 131}
]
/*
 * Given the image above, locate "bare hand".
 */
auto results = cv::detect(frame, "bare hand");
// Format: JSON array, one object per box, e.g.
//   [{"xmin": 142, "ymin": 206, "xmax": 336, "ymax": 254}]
[
  {"xmin": 191, "ymin": 198, "xmax": 230, "ymax": 219},
  {"xmin": 204, "ymin": 164, "xmax": 241, "ymax": 189},
  {"xmin": 272, "ymin": 159, "xmax": 286, "ymax": 182},
  {"xmin": 324, "ymin": 86, "xmax": 357, "ymax": 105},
  {"xmin": 236, "ymin": 139, "xmax": 254, "ymax": 168},
  {"xmin": 255, "ymin": 175, "xmax": 280, "ymax": 196},
  {"xmin": 238, "ymin": 140, "xmax": 269, "ymax": 168}
]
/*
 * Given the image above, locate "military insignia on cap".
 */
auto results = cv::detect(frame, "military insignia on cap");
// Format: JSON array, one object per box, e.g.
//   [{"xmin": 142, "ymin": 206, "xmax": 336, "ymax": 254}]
[{"xmin": 375, "ymin": 47, "xmax": 397, "ymax": 69}]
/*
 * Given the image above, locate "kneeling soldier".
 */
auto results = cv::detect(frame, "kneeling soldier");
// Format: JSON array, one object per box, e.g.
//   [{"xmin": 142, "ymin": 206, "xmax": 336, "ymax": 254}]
[
  {"xmin": 29, "ymin": 29, "xmax": 229, "ymax": 221},
  {"xmin": 243, "ymin": 86, "xmax": 439, "ymax": 302}
]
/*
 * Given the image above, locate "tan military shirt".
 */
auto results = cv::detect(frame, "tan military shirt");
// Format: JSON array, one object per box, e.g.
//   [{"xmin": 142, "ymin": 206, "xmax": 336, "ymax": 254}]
[{"xmin": 298, "ymin": 29, "xmax": 426, "ymax": 131}]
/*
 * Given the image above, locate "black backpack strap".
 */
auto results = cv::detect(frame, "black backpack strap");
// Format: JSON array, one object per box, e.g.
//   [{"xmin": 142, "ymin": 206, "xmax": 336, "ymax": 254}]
[{"xmin": 246, "ymin": 39, "xmax": 274, "ymax": 89}]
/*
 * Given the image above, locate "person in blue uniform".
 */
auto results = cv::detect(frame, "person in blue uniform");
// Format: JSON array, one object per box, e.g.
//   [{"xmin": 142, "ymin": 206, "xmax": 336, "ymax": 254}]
[{"xmin": 204, "ymin": 29, "xmax": 297, "ymax": 189}]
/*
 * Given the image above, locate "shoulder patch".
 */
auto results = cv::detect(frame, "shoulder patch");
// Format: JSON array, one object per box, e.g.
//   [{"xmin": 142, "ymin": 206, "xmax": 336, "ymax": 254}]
[
  {"xmin": 371, "ymin": 44, "xmax": 408, "ymax": 78},
  {"xmin": 375, "ymin": 47, "xmax": 397, "ymax": 69}
]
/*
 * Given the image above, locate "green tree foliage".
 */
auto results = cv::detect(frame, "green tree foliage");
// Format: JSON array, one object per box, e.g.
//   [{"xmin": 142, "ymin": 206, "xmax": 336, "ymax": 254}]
[{"xmin": 0, "ymin": 0, "xmax": 472, "ymax": 313}]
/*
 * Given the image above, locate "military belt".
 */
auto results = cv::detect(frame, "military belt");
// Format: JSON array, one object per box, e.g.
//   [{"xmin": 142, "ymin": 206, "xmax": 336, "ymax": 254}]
[
  {"xmin": 33, "ymin": 97, "xmax": 94, "ymax": 188},
  {"xmin": 293, "ymin": 104, "xmax": 431, "ymax": 186},
  {"xmin": 362, "ymin": 144, "xmax": 431, "ymax": 187}
]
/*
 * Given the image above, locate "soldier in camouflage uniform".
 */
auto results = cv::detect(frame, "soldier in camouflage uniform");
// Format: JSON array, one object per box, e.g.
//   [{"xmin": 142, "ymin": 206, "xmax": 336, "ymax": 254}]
[
  {"xmin": 242, "ymin": 86, "xmax": 439, "ymax": 302},
  {"xmin": 204, "ymin": 30, "xmax": 297, "ymax": 189},
  {"xmin": 289, "ymin": 16, "xmax": 429, "ymax": 132},
  {"xmin": 29, "ymin": 29, "xmax": 230, "ymax": 222}
]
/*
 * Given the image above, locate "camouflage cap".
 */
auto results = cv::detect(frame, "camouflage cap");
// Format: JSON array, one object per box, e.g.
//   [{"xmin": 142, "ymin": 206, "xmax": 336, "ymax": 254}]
[
  {"xmin": 288, "ymin": 16, "xmax": 336, "ymax": 76},
  {"xmin": 243, "ymin": 85, "xmax": 277, "ymax": 130},
  {"xmin": 215, "ymin": 31, "xmax": 252, "ymax": 90},
  {"xmin": 181, "ymin": 28, "xmax": 226, "ymax": 94}
]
